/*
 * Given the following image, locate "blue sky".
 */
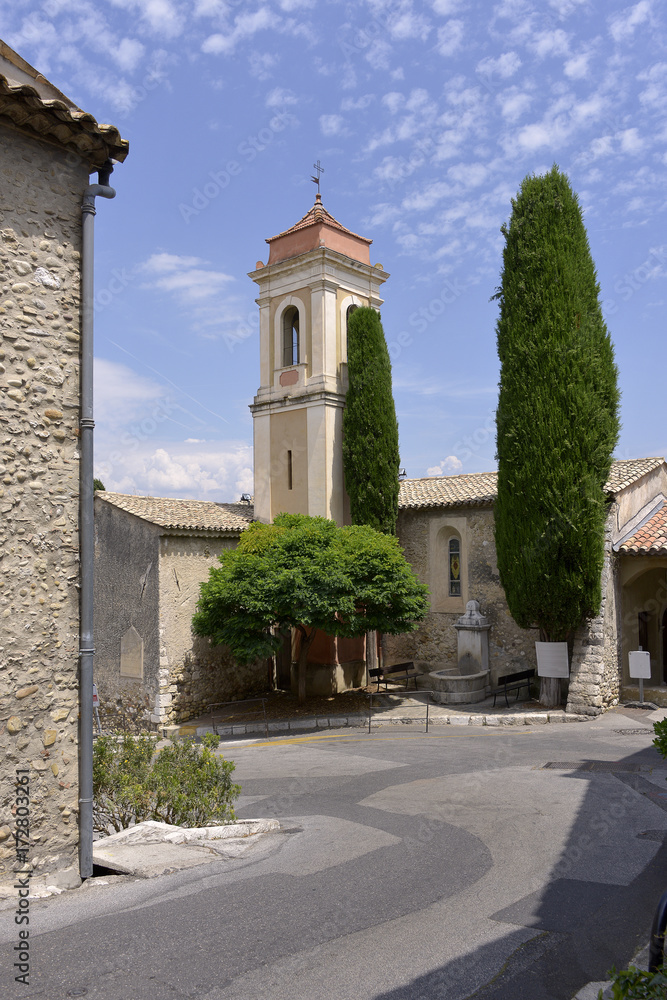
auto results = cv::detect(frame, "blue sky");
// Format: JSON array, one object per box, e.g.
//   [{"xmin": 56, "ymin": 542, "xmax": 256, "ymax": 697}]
[{"xmin": 4, "ymin": 0, "xmax": 666, "ymax": 500}]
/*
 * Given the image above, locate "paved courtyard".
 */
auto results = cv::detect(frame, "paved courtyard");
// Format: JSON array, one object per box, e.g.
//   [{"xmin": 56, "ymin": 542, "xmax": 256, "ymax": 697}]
[{"xmin": 2, "ymin": 706, "xmax": 667, "ymax": 999}]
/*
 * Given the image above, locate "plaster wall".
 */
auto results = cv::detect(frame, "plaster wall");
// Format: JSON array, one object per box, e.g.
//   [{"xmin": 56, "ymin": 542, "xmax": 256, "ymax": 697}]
[
  {"xmin": 0, "ymin": 124, "xmax": 89, "ymax": 876},
  {"xmin": 384, "ymin": 507, "xmax": 538, "ymax": 686},
  {"xmin": 158, "ymin": 534, "xmax": 267, "ymax": 722},
  {"xmin": 93, "ymin": 501, "xmax": 160, "ymax": 718},
  {"xmin": 612, "ymin": 467, "xmax": 667, "ymax": 541}
]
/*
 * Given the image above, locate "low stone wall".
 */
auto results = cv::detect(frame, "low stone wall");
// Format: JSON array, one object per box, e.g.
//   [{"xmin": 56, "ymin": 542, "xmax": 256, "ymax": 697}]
[{"xmin": 166, "ymin": 637, "xmax": 267, "ymax": 723}]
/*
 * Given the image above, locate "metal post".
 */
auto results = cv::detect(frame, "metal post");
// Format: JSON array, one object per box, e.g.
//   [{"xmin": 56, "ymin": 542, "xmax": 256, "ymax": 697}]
[
  {"xmin": 426, "ymin": 698, "xmax": 429, "ymax": 734},
  {"xmin": 368, "ymin": 691, "xmax": 372, "ymax": 734},
  {"xmin": 79, "ymin": 164, "xmax": 116, "ymax": 880}
]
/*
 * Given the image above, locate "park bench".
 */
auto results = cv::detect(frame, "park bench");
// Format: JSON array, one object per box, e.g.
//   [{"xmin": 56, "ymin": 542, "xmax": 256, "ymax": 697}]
[
  {"xmin": 492, "ymin": 668, "xmax": 535, "ymax": 708},
  {"xmin": 369, "ymin": 662, "xmax": 419, "ymax": 692}
]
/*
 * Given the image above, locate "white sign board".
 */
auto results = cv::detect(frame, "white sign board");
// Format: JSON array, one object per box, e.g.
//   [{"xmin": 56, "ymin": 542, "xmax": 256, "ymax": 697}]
[
  {"xmin": 629, "ymin": 650, "xmax": 651, "ymax": 680},
  {"xmin": 535, "ymin": 641, "xmax": 569, "ymax": 678}
]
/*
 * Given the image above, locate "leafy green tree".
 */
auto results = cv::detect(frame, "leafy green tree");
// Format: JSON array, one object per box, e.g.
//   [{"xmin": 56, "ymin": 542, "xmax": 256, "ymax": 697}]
[
  {"xmin": 193, "ymin": 513, "xmax": 429, "ymax": 702},
  {"xmin": 343, "ymin": 306, "xmax": 400, "ymax": 535},
  {"xmin": 93, "ymin": 478, "xmax": 106, "ymax": 491},
  {"xmin": 494, "ymin": 165, "xmax": 620, "ymax": 707}
]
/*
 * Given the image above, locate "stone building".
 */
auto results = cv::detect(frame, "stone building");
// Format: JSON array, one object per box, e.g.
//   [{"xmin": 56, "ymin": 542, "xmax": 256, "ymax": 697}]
[
  {"xmin": 93, "ymin": 492, "xmax": 264, "ymax": 725},
  {"xmin": 385, "ymin": 457, "xmax": 667, "ymax": 714},
  {"xmin": 0, "ymin": 42, "xmax": 127, "ymax": 879}
]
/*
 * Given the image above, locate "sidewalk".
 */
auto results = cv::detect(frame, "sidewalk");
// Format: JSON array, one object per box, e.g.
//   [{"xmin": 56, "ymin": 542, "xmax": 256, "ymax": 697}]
[{"xmin": 162, "ymin": 691, "xmax": 599, "ymax": 740}]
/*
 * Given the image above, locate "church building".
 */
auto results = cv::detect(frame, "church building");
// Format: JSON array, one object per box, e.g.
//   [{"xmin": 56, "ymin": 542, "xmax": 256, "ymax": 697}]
[{"xmin": 93, "ymin": 193, "xmax": 667, "ymax": 722}]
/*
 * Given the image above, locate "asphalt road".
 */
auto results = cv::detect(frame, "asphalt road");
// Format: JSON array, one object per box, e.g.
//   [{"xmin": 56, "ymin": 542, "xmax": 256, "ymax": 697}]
[{"xmin": 3, "ymin": 708, "xmax": 667, "ymax": 1000}]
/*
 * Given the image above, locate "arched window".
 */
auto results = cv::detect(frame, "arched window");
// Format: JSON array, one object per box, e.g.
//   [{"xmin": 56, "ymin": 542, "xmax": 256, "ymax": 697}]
[
  {"xmin": 346, "ymin": 304, "xmax": 358, "ymax": 332},
  {"xmin": 282, "ymin": 306, "xmax": 299, "ymax": 367},
  {"xmin": 449, "ymin": 537, "xmax": 461, "ymax": 596}
]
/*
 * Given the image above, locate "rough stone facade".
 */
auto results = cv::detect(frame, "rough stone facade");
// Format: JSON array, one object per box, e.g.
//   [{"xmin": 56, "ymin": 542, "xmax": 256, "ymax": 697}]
[
  {"xmin": 0, "ymin": 125, "xmax": 88, "ymax": 877},
  {"xmin": 94, "ymin": 499, "xmax": 266, "ymax": 726},
  {"xmin": 384, "ymin": 506, "xmax": 538, "ymax": 691},
  {"xmin": 568, "ymin": 515, "xmax": 621, "ymax": 715}
]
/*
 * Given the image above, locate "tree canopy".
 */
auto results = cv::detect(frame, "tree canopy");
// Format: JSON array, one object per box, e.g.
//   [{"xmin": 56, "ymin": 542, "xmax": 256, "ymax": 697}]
[
  {"xmin": 343, "ymin": 306, "xmax": 400, "ymax": 534},
  {"xmin": 494, "ymin": 166, "xmax": 620, "ymax": 667},
  {"xmin": 193, "ymin": 513, "xmax": 429, "ymax": 700}
]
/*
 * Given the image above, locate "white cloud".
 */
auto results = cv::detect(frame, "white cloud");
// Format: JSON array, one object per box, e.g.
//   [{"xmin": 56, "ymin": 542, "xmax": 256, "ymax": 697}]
[
  {"xmin": 528, "ymin": 29, "xmax": 570, "ymax": 58},
  {"xmin": 249, "ymin": 51, "xmax": 278, "ymax": 79},
  {"xmin": 388, "ymin": 9, "xmax": 431, "ymax": 41},
  {"xmin": 619, "ymin": 127, "xmax": 644, "ymax": 153},
  {"xmin": 113, "ymin": 37, "xmax": 145, "ymax": 72},
  {"xmin": 436, "ymin": 19, "xmax": 464, "ymax": 56},
  {"xmin": 382, "ymin": 91, "xmax": 406, "ymax": 114},
  {"xmin": 202, "ymin": 8, "xmax": 278, "ymax": 55},
  {"xmin": 109, "ymin": 0, "xmax": 186, "ymax": 39},
  {"xmin": 476, "ymin": 52, "xmax": 521, "ymax": 80},
  {"xmin": 141, "ymin": 253, "xmax": 234, "ymax": 302},
  {"xmin": 447, "ymin": 162, "xmax": 488, "ymax": 187},
  {"xmin": 266, "ymin": 86, "xmax": 298, "ymax": 107},
  {"xmin": 319, "ymin": 114, "xmax": 345, "ymax": 136},
  {"xmin": 426, "ymin": 456, "xmax": 463, "ymax": 475},
  {"xmin": 432, "ymin": 0, "xmax": 462, "ymax": 13},
  {"xmin": 341, "ymin": 94, "xmax": 375, "ymax": 111},
  {"xmin": 498, "ymin": 87, "xmax": 532, "ymax": 122},
  {"xmin": 609, "ymin": 0, "xmax": 652, "ymax": 42}
]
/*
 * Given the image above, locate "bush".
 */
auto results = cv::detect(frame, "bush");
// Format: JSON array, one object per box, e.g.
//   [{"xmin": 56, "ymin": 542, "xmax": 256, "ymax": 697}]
[
  {"xmin": 601, "ymin": 964, "xmax": 667, "ymax": 998},
  {"xmin": 93, "ymin": 733, "xmax": 240, "ymax": 833},
  {"xmin": 653, "ymin": 718, "xmax": 667, "ymax": 759}
]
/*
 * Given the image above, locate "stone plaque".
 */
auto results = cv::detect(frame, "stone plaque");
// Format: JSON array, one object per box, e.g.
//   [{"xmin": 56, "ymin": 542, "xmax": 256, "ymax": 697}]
[{"xmin": 120, "ymin": 626, "xmax": 144, "ymax": 679}]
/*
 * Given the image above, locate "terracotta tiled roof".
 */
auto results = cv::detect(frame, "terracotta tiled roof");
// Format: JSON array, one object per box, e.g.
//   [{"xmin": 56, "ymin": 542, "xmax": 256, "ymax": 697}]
[
  {"xmin": 399, "ymin": 471, "xmax": 498, "ymax": 510},
  {"xmin": 604, "ymin": 457, "xmax": 664, "ymax": 494},
  {"xmin": 96, "ymin": 492, "xmax": 254, "ymax": 533},
  {"xmin": 0, "ymin": 74, "xmax": 128, "ymax": 167},
  {"xmin": 399, "ymin": 458, "xmax": 665, "ymax": 511},
  {"xmin": 618, "ymin": 504, "xmax": 667, "ymax": 555},
  {"xmin": 267, "ymin": 194, "xmax": 371, "ymax": 246}
]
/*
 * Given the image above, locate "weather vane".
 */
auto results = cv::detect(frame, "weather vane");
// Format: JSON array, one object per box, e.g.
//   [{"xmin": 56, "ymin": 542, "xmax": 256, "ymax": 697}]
[{"xmin": 311, "ymin": 160, "xmax": 324, "ymax": 194}]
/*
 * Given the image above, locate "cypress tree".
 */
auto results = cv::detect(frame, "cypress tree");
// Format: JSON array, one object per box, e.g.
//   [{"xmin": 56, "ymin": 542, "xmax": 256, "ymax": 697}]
[
  {"xmin": 343, "ymin": 306, "xmax": 400, "ymax": 535},
  {"xmin": 494, "ymin": 166, "xmax": 620, "ymax": 704}
]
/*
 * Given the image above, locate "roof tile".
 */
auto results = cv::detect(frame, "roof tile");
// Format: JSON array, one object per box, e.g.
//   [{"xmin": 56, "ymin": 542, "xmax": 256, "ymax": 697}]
[
  {"xmin": 398, "ymin": 458, "xmax": 665, "ymax": 511},
  {"xmin": 619, "ymin": 504, "xmax": 667, "ymax": 555},
  {"xmin": 96, "ymin": 492, "xmax": 254, "ymax": 533}
]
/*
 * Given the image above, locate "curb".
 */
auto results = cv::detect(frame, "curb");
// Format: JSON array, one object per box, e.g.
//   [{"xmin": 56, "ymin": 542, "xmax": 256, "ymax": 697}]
[{"xmin": 162, "ymin": 710, "xmax": 592, "ymax": 739}]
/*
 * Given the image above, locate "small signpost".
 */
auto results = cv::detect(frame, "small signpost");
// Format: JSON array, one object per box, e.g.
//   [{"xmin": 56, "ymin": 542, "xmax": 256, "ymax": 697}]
[
  {"xmin": 92, "ymin": 682, "xmax": 102, "ymax": 734},
  {"xmin": 629, "ymin": 648, "xmax": 651, "ymax": 704}
]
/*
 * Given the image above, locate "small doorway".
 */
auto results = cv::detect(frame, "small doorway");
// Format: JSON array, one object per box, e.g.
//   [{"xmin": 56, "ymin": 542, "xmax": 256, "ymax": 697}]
[{"xmin": 662, "ymin": 609, "xmax": 667, "ymax": 685}]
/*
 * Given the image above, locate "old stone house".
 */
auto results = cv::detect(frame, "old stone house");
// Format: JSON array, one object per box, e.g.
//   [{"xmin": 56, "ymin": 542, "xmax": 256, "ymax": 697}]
[
  {"xmin": 385, "ymin": 456, "xmax": 667, "ymax": 714},
  {"xmin": 93, "ymin": 491, "xmax": 265, "ymax": 724},
  {"xmin": 0, "ymin": 41, "xmax": 127, "ymax": 879}
]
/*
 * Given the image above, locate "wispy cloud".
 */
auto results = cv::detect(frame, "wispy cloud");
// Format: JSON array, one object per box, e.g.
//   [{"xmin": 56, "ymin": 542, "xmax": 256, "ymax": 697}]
[{"xmin": 609, "ymin": 0, "xmax": 652, "ymax": 43}]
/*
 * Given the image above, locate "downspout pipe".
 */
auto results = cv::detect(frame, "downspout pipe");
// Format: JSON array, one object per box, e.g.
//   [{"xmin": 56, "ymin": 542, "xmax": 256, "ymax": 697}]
[{"xmin": 79, "ymin": 159, "xmax": 116, "ymax": 879}]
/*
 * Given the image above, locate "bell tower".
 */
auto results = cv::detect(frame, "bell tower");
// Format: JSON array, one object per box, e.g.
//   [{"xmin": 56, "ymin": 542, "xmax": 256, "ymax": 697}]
[{"xmin": 249, "ymin": 194, "xmax": 389, "ymax": 524}]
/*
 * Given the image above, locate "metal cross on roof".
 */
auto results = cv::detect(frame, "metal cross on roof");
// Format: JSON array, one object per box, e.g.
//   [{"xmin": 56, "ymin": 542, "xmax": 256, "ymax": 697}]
[{"xmin": 311, "ymin": 160, "xmax": 324, "ymax": 193}]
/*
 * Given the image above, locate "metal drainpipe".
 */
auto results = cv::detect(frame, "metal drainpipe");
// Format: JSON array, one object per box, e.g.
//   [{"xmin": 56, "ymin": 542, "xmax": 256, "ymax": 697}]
[{"xmin": 79, "ymin": 160, "xmax": 116, "ymax": 879}]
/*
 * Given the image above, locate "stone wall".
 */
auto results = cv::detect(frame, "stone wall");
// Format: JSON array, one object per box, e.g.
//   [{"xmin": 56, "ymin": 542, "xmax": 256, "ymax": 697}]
[
  {"xmin": 384, "ymin": 506, "xmax": 538, "ymax": 687},
  {"xmin": 93, "ymin": 499, "xmax": 161, "ymax": 723},
  {"xmin": 567, "ymin": 514, "xmax": 620, "ymax": 715},
  {"xmin": 0, "ymin": 125, "xmax": 89, "ymax": 878},
  {"xmin": 158, "ymin": 534, "xmax": 267, "ymax": 723}
]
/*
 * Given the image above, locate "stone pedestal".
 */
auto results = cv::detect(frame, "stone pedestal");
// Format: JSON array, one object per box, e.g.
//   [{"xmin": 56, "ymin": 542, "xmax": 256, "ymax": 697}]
[{"xmin": 453, "ymin": 600, "xmax": 490, "ymax": 675}]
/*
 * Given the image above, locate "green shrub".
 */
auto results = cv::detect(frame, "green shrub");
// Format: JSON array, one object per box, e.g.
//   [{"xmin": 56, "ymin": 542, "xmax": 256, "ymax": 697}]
[
  {"xmin": 600, "ymin": 964, "xmax": 667, "ymax": 998},
  {"xmin": 653, "ymin": 718, "xmax": 667, "ymax": 759},
  {"xmin": 93, "ymin": 733, "xmax": 240, "ymax": 833}
]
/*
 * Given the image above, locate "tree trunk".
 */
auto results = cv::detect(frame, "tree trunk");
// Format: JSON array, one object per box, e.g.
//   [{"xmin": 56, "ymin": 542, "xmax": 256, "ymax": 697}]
[
  {"xmin": 296, "ymin": 626, "xmax": 316, "ymax": 704},
  {"xmin": 539, "ymin": 676, "xmax": 560, "ymax": 708},
  {"xmin": 366, "ymin": 629, "xmax": 378, "ymax": 688}
]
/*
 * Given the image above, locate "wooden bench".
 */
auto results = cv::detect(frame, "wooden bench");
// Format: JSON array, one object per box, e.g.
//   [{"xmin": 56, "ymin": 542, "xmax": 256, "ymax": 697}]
[
  {"xmin": 492, "ymin": 668, "xmax": 535, "ymax": 708},
  {"xmin": 369, "ymin": 662, "xmax": 419, "ymax": 692}
]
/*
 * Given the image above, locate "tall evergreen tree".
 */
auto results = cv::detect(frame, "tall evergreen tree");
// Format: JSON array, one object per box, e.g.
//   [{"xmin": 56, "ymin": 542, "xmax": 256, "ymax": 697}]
[
  {"xmin": 343, "ymin": 306, "xmax": 400, "ymax": 535},
  {"xmin": 494, "ymin": 165, "xmax": 620, "ymax": 706}
]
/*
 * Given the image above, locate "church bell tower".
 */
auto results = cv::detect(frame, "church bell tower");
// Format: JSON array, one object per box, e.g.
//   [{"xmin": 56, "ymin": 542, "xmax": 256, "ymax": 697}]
[{"xmin": 249, "ymin": 193, "xmax": 389, "ymax": 524}]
